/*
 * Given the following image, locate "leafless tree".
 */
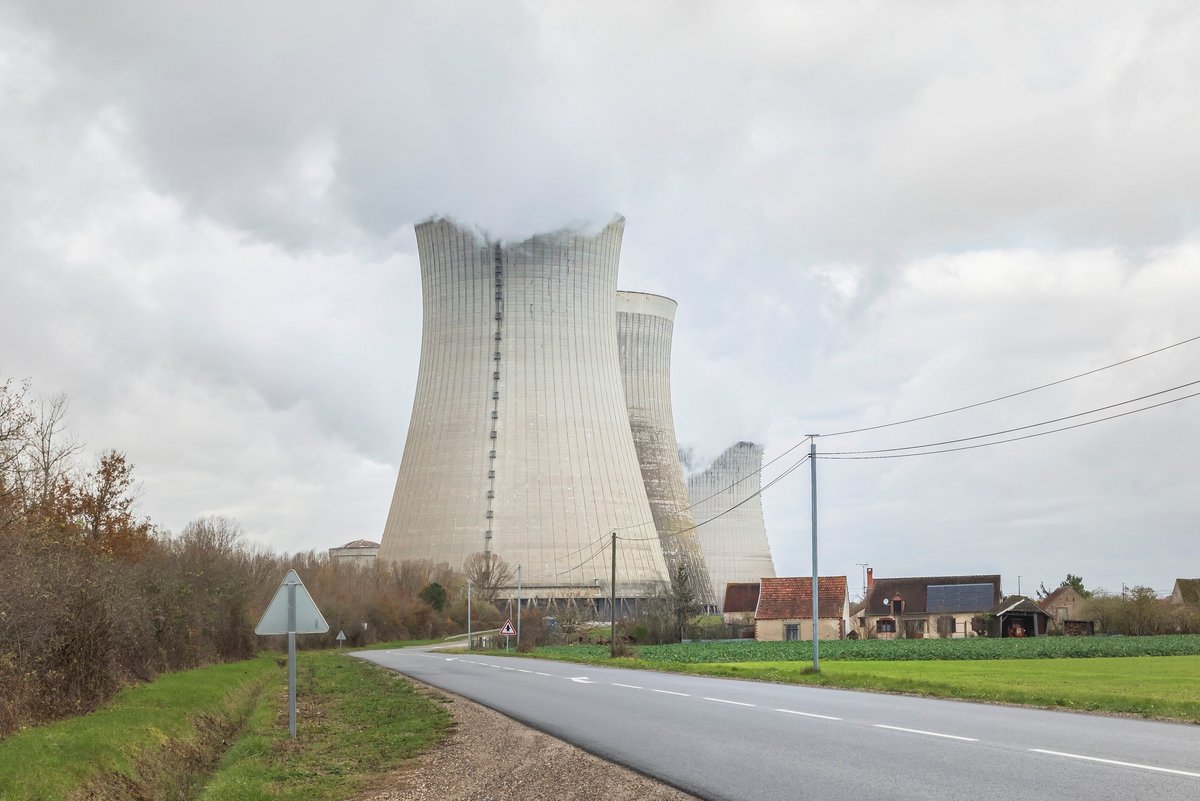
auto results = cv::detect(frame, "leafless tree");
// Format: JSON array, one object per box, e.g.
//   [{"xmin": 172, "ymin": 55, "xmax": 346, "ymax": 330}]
[{"xmin": 463, "ymin": 551, "xmax": 515, "ymax": 604}]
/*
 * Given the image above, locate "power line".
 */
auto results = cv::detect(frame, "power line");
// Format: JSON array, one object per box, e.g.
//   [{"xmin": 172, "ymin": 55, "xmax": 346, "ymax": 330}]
[
  {"xmin": 818, "ymin": 390, "xmax": 1200, "ymax": 460},
  {"xmin": 823, "ymin": 379, "xmax": 1200, "ymax": 455},
  {"xmin": 818, "ymin": 333, "xmax": 1200, "ymax": 438},
  {"xmin": 558, "ymin": 538, "xmax": 611, "ymax": 576}
]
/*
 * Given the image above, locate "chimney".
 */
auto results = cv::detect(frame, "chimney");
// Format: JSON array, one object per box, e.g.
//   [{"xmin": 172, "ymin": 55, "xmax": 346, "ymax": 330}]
[{"xmin": 866, "ymin": 567, "xmax": 874, "ymax": 589}]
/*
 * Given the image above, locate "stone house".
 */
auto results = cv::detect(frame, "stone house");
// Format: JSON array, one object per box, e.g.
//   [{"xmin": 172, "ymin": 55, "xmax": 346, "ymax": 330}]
[
  {"xmin": 854, "ymin": 570, "xmax": 1002, "ymax": 639},
  {"xmin": 722, "ymin": 582, "xmax": 761, "ymax": 627},
  {"xmin": 754, "ymin": 576, "xmax": 849, "ymax": 641},
  {"xmin": 1040, "ymin": 585, "xmax": 1093, "ymax": 634},
  {"xmin": 1170, "ymin": 578, "xmax": 1200, "ymax": 607}
]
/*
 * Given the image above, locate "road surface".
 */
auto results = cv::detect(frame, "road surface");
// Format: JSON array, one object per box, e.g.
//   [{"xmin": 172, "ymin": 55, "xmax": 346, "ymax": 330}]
[{"xmin": 355, "ymin": 648, "xmax": 1200, "ymax": 801}]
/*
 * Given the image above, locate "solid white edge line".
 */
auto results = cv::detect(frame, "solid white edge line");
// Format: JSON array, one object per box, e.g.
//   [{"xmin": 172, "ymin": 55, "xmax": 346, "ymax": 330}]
[
  {"xmin": 874, "ymin": 724, "xmax": 978, "ymax": 742},
  {"xmin": 703, "ymin": 697, "xmax": 755, "ymax": 707},
  {"xmin": 612, "ymin": 683, "xmax": 644, "ymax": 689},
  {"xmin": 650, "ymin": 689, "xmax": 690, "ymax": 696},
  {"xmin": 774, "ymin": 708, "xmax": 841, "ymax": 721},
  {"xmin": 1029, "ymin": 749, "xmax": 1200, "ymax": 778}
]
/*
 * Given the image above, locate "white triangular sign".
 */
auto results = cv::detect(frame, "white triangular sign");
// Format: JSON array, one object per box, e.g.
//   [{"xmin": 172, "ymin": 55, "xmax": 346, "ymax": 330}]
[
  {"xmin": 255, "ymin": 569, "xmax": 330, "ymax": 635},
  {"xmin": 336, "ymin": 630, "xmax": 346, "ymax": 641},
  {"xmin": 500, "ymin": 618, "xmax": 516, "ymax": 635}
]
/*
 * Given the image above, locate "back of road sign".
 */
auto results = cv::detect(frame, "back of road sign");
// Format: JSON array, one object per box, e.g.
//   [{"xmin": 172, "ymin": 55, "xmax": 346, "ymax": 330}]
[{"xmin": 255, "ymin": 569, "xmax": 330, "ymax": 635}]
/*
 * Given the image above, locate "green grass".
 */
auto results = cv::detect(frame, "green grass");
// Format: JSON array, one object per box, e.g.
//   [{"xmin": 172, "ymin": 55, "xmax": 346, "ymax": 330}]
[
  {"xmin": 536, "ymin": 634, "xmax": 1200, "ymax": 663},
  {"xmin": 0, "ymin": 655, "xmax": 279, "ymax": 801},
  {"xmin": 684, "ymin": 656, "xmax": 1200, "ymax": 721},
  {"xmin": 341, "ymin": 638, "xmax": 443, "ymax": 651},
  {"xmin": 197, "ymin": 651, "xmax": 451, "ymax": 801}
]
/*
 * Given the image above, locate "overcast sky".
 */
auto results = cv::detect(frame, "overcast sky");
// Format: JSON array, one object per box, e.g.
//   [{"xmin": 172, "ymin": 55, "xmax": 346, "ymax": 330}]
[{"xmin": 2, "ymin": 1, "xmax": 1197, "ymax": 598}]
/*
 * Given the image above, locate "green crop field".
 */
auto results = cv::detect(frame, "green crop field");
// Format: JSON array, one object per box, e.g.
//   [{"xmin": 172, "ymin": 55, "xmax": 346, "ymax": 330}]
[{"xmin": 536, "ymin": 634, "xmax": 1200, "ymax": 664}]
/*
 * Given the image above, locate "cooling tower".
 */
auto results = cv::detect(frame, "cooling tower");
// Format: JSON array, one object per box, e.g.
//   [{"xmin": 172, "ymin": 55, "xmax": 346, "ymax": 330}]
[
  {"xmin": 378, "ymin": 217, "xmax": 672, "ymax": 601},
  {"xmin": 687, "ymin": 442, "xmax": 777, "ymax": 611},
  {"xmin": 615, "ymin": 291, "xmax": 716, "ymax": 609}
]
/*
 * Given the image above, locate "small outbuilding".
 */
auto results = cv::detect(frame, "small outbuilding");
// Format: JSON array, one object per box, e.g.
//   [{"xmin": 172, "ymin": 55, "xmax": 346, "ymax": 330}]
[
  {"xmin": 987, "ymin": 596, "xmax": 1052, "ymax": 637},
  {"xmin": 754, "ymin": 576, "xmax": 849, "ymax": 641},
  {"xmin": 722, "ymin": 582, "xmax": 761, "ymax": 627}
]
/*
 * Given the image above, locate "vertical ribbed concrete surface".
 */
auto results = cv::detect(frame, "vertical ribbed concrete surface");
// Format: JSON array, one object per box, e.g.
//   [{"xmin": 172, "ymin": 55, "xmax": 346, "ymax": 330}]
[
  {"xmin": 687, "ymin": 442, "xmax": 777, "ymax": 611},
  {"xmin": 615, "ymin": 291, "xmax": 716, "ymax": 608},
  {"xmin": 379, "ymin": 218, "xmax": 671, "ymax": 599}
]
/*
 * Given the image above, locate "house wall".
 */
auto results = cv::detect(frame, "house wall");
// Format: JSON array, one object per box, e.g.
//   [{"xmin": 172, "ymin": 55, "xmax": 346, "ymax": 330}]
[
  {"xmin": 755, "ymin": 618, "xmax": 843, "ymax": 641},
  {"xmin": 864, "ymin": 613, "xmax": 980, "ymax": 639},
  {"xmin": 1046, "ymin": 588, "xmax": 1090, "ymax": 630},
  {"xmin": 723, "ymin": 611, "xmax": 754, "ymax": 626}
]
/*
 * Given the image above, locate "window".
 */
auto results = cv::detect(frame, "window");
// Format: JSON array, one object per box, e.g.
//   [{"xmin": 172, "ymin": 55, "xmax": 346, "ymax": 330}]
[
  {"xmin": 784, "ymin": 624, "xmax": 799, "ymax": 641},
  {"xmin": 876, "ymin": 618, "xmax": 896, "ymax": 633}
]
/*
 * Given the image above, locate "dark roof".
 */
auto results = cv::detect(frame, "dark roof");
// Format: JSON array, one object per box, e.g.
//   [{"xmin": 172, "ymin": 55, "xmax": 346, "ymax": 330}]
[
  {"xmin": 756, "ymin": 576, "xmax": 847, "ymax": 620},
  {"xmin": 723, "ymin": 582, "xmax": 761, "ymax": 614},
  {"xmin": 1175, "ymin": 579, "xmax": 1200, "ymax": 606},
  {"xmin": 864, "ymin": 575, "xmax": 1001, "ymax": 616},
  {"xmin": 339, "ymin": 539, "xmax": 380, "ymax": 549},
  {"xmin": 990, "ymin": 596, "xmax": 1051, "ymax": 618}
]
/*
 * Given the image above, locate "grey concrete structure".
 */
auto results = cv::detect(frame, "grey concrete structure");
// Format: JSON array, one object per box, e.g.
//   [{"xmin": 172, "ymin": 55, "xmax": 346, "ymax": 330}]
[
  {"xmin": 615, "ymin": 291, "xmax": 716, "ymax": 608},
  {"xmin": 378, "ymin": 218, "xmax": 672, "ymax": 601},
  {"xmin": 329, "ymin": 539, "xmax": 380, "ymax": 566},
  {"xmin": 687, "ymin": 442, "xmax": 776, "ymax": 611}
]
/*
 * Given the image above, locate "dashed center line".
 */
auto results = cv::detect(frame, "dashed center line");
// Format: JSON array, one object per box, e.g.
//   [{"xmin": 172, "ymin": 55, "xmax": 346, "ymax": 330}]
[
  {"xmin": 704, "ymin": 697, "xmax": 755, "ymax": 707},
  {"xmin": 612, "ymin": 683, "xmax": 643, "ymax": 690},
  {"xmin": 774, "ymin": 708, "xmax": 841, "ymax": 721},
  {"xmin": 874, "ymin": 724, "xmax": 977, "ymax": 742},
  {"xmin": 535, "ymin": 672, "xmax": 552, "ymax": 677},
  {"xmin": 1029, "ymin": 749, "xmax": 1200, "ymax": 779},
  {"xmin": 650, "ymin": 689, "xmax": 690, "ymax": 697},
  {"xmin": 517, "ymin": 669, "xmax": 532, "ymax": 673}
]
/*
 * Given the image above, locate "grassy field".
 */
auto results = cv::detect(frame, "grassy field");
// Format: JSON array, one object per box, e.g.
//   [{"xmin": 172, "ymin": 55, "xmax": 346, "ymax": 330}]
[
  {"xmin": 198, "ymin": 650, "xmax": 450, "ymax": 801},
  {"xmin": 510, "ymin": 636, "xmax": 1200, "ymax": 722},
  {"xmin": 536, "ymin": 633, "xmax": 1200, "ymax": 663},
  {"xmin": 0, "ymin": 655, "xmax": 280, "ymax": 801},
  {"xmin": 0, "ymin": 649, "xmax": 451, "ymax": 801}
]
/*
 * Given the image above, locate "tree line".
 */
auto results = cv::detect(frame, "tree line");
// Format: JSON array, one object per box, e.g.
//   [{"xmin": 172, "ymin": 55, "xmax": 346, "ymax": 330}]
[{"xmin": 0, "ymin": 378, "xmax": 474, "ymax": 737}]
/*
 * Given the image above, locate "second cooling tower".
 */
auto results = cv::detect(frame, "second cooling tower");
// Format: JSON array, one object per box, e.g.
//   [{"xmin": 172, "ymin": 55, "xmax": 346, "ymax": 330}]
[
  {"xmin": 378, "ymin": 218, "xmax": 672, "ymax": 600},
  {"xmin": 615, "ymin": 291, "xmax": 717, "ymax": 608}
]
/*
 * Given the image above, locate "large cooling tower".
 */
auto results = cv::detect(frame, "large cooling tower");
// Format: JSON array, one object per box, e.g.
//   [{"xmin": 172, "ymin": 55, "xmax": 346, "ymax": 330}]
[
  {"xmin": 615, "ymin": 291, "xmax": 716, "ymax": 608},
  {"xmin": 378, "ymin": 218, "xmax": 672, "ymax": 600},
  {"xmin": 687, "ymin": 442, "xmax": 777, "ymax": 611}
]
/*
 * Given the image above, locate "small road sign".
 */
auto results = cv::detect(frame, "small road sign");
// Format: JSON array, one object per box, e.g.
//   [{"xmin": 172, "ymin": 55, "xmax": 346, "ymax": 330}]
[
  {"xmin": 254, "ymin": 569, "xmax": 329, "ymax": 740},
  {"xmin": 500, "ymin": 618, "xmax": 516, "ymax": 636},
  {"xmin": 336, "ymin": 630, "xmax": 347, "ymax": 641}
]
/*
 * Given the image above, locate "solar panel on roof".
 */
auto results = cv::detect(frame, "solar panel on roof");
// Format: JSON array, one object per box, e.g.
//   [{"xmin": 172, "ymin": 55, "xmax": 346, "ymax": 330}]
[{"xmin": 927, "ymin": 583, "xmax": 994, "ymax": 613}]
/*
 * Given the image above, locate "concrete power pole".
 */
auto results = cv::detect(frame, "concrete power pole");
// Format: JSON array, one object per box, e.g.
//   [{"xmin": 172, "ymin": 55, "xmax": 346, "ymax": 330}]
[
  {"xmin": 610, "ymin": 531, "xmax": 617, "ymax": 659},
  {"xmin": 809, "ymin": 436, "xmax": 820, "ymax": 674},
  {"xmin": 516, "ymin": 563, "xmax": 522, "ymax": 648}
]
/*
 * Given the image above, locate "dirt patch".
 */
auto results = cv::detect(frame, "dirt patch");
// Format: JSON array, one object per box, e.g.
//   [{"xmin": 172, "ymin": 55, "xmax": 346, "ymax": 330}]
[{"xmin": 359, "ymin": 681, "xmax": 699, "ymax": 801}]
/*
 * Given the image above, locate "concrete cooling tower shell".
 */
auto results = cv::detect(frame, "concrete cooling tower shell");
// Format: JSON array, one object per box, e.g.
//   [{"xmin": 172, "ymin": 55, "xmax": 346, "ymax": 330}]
[
  {"xmin": 378, "ymin": 217, "xmax": 672, "ymax": 599},
  {"xmin": 615, "ymin": 291, "xmax": 716, "ymax": 608},
  {"xmin": 687, "ymin": 442, "xmax": 777, "ymax": 611}
]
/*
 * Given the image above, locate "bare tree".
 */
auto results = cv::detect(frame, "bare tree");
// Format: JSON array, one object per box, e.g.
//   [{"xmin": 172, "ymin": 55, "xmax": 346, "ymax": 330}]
[
  {"xmin": 22, "ymin": 393, "xmax": 82, "ymax": 510},
  {"xmin": 462, "ymin": 552, "xmax": 515, "ymax": 604}
]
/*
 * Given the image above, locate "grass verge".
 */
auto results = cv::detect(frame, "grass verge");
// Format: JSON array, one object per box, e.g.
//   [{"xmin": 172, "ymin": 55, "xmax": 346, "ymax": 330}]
[
  {"xmin": 196, "ymin": 650, "xmax": 451, "ymax": 801},
  {"xmin": 0, "ymin": 655, "xmax": 280, "ymax": 801}
]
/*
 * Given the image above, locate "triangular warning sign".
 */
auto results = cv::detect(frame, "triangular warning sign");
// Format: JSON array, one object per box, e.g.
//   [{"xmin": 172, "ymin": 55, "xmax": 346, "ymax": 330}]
[
  {"xmin": 500, "ymin": 618, "xmax": 516, "ymax": 636},
  {"xmin": 255, "ymin": 569, "xmax": 330, "ymax": 635}
]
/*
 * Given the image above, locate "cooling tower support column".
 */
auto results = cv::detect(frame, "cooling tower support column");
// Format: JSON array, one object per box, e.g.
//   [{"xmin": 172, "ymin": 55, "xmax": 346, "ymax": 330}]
[
  {"xmin": 379, "ymin": 217, "xmax": 672, "ymax": 601},
  {"xmin": 616, "ymin": 291, "xmax": 716, "ymax": 609}
]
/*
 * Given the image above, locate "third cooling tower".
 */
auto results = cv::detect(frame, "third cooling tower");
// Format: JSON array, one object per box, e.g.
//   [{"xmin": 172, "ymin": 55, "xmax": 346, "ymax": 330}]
[
  {"xmin": 687, "ymin": 442, "xmax": 777, "ymax": 611},
  {"xmin": 378, "ymin": 217, "xmax": 672, "ymax": 602},
  {"xmin": 615, "ymin": 291, "xmax": 716, "ymax": 609}
]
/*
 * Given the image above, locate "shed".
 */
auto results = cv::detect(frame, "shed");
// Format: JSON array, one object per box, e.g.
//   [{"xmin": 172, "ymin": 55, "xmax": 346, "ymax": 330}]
[{"xmin": 988, "ymin": 596, "xmax": 1051, "ymax": 637}]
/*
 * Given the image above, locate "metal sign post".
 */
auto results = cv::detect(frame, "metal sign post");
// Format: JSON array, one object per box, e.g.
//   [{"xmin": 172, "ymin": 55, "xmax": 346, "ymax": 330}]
[{"xmin": 255, "ymin": 570, "xmax": 329, "ymax": 739}]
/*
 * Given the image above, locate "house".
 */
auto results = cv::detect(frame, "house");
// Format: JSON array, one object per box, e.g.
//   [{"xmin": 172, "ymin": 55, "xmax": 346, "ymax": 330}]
[
  {"xmin": 1170, "ymin": 578, "xmax": 1200, "ymax": 607},
  {"xmin": 1040, "ymin": 585, "xmax": 1094, "ymax": 634},
  {"xmin": 754, "ymin": 576, "xmax": 849, "ymax": 641},
  {"xmin": 987, "ymin": 596, "xmax": 1052, "ymax": 637},
  {"xmin": 856, "ymin": 569, "xmax": 1002, "ymax": 639},
  {"xmin": 722, "ymin": 582, "xmax": 761, "ymax": 627}
]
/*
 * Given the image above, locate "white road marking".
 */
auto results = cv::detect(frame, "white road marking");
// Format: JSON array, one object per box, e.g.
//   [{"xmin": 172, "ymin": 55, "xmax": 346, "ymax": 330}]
[
  {"xmin": 444, "ymin": 657, "xmax": 457, "ymax": 661},
  {"xmin": 569, "ymin": 676, "xmax": 595, "ymax": 684},
  {"xmin": 873, "ymin": 724, "xmax": 978, "ymax": 742},
  {"xmin": 612, "ymin": 683, "xmax": 643, "ymax": 690},
  {"xmin": 535, "ymin": 672, "xmax": 552, "ymax": 677},
  {"xmin": 774, "ymin": 708, "xmax": 841, "ymax": 721},
  {"xmin": 1029, "ymin": 749, "xmax": 1200, "ymax": 778},
  {"xmin": 517, "ymin": 669, "xmax": 532, "ymax": 673},
  {"xmin": 501, "ymin": 667, "xmax": 516, "ymax": 671},
  {"xmin": 650, "ymin": 689, "xmax": 690, "ymax": 697},
  {"xmin": 704, "ymin": 697, "xmax": 755, "ymax": 707}
]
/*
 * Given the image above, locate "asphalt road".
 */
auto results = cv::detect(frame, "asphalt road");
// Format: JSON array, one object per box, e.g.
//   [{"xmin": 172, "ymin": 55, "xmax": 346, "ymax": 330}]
[{"xmin": 355, "ymin": 648, "xmax": 1200, "ymax": 801}]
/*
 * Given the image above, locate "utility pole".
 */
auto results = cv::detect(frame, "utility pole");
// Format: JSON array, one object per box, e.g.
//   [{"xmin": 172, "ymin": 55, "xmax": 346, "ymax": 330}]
[
  {"xmin": 809, "ymin": 436, "xmax": 820, "ymax": 673},
  {"xmin": 610, "ymin": 530, "xmax": 617, "ymax": 659},
  {"xmin": 466, "ymin": 578, "xmax": 472, "ymax": 651},
  {"xmin": 516, "ymin": 563, "xmax": 522, "ymax": 649}
]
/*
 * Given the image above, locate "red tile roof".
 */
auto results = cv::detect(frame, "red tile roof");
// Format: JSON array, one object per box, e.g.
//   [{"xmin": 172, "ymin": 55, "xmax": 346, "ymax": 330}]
[
  {"xmin": 756, "ymin": 576, "xmax": 847, "ymax": 620},
  {"xmin": 723, "ymin": 582, "xmax": 761, "ymax": 614}
]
